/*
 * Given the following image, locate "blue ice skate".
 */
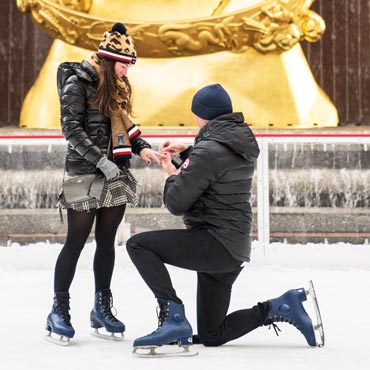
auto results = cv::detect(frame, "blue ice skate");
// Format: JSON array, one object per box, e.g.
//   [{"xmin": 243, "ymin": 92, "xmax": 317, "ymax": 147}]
[
  {"xmin": 264, "ymin": 288, "xmax": 316, "ymax": 346},
  {"xmin": 133, "ymin": 299, "xmax": 197, "ymax": 357},
  {"xmin": 45, "ymin": 292, "xmax": 75, "ymax": 346},
  {"xmin": 90, "ymin": 289, "xmax": 125, "ymax": 341}
]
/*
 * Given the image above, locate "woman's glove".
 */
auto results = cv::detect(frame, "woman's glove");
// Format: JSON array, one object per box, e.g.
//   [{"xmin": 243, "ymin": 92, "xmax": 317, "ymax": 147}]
[{"xmin": 96, "ymin": 155, "xmax": 120, "ymax": 180}]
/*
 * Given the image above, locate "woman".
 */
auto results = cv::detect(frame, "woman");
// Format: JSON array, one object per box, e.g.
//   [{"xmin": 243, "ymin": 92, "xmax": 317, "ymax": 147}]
[{"xmin": 46, "ymin": 23, "xmax": 161, "ymax": 345}]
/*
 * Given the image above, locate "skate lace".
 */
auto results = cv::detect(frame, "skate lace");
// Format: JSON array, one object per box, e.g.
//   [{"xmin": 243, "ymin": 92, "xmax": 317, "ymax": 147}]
[
  {"xmin": 100, "ymin": 294, "xmax": 118, "ymax": 322},
  {"xmin": 141, "ymin": 304, "xmax": 170, "ymax": 338},
  {"xmin": 266, "ymin": 315, "xmax": 302, "ymax": 336},
  {"xmin": 56, "ymin": 298, "xmax": 71, "ymax": 326},
  {"xmin": 267, "ymin": 322, "xmax": 282, "ymax": 336},
  {"xmin": 157, "ymin": 304, "xmax": 169, "ymax": 327}
]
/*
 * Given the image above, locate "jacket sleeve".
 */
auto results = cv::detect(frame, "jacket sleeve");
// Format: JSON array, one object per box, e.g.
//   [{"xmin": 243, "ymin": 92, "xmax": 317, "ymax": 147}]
[
  {"xmin": 58, "ymin": 68, "xmax": 103, "ymax": 165},
  {"xmin": 163, "ymin": 142, "xmax": 218, "ymax": 215},
  {"xmin": 131, "ymin": 137, "xmax": 151, "ymax": 155}
]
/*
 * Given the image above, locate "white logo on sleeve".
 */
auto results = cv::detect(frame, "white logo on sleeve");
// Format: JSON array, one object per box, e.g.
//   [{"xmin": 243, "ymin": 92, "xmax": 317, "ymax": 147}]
[{"xmin": 182, "ymin": 158, "xmax": 190, "ymax": 169}]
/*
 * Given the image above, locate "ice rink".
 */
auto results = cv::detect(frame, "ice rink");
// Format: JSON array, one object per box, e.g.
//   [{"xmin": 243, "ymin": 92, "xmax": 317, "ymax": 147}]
[{"xmin": 1, "ymin": 241, "xmax": 369, "ymax": 370}]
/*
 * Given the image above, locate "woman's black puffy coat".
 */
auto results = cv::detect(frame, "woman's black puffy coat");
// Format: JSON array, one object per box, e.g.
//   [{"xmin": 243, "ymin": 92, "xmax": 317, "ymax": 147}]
[
  {"xmin": 163, "ymin": 113, "xmax": 260, "ymax": 261},
  {"xmin": 57, "ymin": 60, "xmax": 150, "ymax": 174}
]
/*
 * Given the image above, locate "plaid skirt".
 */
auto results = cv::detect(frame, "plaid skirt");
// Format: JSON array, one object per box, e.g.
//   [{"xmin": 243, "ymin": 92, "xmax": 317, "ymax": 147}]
[{"xmin": 57, "ymin": 169, "xmax": 138, "ymax": 211}]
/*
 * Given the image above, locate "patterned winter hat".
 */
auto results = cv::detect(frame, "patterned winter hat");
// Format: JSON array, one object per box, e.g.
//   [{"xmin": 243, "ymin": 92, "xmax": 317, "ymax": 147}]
[
  {"xmin": 98, "ymin": 23, "xmax": 137, "ymax": 65},
  {"xmin": 191, "ymin": 83, "xmax": 232, "ymax": 120}
]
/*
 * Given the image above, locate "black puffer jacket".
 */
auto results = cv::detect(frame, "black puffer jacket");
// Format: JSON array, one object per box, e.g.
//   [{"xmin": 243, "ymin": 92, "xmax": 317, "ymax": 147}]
[
  {"xmin": 163, "ymin": 113, "xmax": 260, "ymax": 261},
  {"xmin": 57, "ymin": 61, "xmax": 151, "ymax": 174}
]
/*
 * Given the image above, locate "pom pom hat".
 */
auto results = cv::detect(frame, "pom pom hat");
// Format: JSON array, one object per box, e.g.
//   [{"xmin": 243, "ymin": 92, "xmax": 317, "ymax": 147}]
[
  {"xmin": 98, "ymin": 23, "xmax": 137, "ymax": 65},
  {"xmin": 191, "ymin": 83, "xmax": 233, "ymax": 120}
]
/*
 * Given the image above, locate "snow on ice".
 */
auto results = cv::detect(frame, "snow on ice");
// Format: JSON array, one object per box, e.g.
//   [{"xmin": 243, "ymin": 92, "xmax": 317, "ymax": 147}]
[{"xmin": 0, "ymin": 241, "xmax": 369, "ymax": 370}]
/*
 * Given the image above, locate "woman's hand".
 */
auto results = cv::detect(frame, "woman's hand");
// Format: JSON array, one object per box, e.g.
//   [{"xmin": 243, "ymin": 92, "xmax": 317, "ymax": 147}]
[
  {"xmin": 161, "ymin": 153, "xmax": 179, "ymax": 176},
  {"xmin": 160, "ymin": 140, "xmax": 188, "ymax": 155},
  {"xmin": 139, "ymin": 148, "xmax": 163, "ymax": 165}
]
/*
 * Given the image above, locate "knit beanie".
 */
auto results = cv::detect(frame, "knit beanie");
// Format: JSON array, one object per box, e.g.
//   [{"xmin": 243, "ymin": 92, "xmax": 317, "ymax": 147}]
[
  {"xmin": 191, "ymin": 83, "xmax": 232, "ymax": 120},
  {"xmin": 98, "ymin": 23, "xmax": 137, "ymax": 65}
]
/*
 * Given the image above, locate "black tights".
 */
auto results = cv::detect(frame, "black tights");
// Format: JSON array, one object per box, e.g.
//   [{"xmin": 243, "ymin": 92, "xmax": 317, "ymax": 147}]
[{"xmin": 54, "ymin": 205, "xmax": 126, "ymax": 293}]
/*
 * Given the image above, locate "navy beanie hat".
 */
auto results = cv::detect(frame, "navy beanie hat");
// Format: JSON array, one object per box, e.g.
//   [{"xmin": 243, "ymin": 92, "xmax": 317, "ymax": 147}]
[{"xmin": 191, "ymin": 83, "xmax": 232, "ymax": 120}]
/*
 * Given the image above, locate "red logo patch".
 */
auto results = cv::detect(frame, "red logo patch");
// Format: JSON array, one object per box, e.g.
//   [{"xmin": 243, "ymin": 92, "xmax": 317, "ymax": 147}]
[{"xmin": 182, "ymin": 158, "xmax": 190, "ymax": 169}]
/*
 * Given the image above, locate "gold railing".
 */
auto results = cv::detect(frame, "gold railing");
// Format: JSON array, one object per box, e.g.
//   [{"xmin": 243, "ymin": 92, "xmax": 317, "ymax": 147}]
[{"xmin": 17, "ymin": 0, "xmax": 325, "ymax": 56}]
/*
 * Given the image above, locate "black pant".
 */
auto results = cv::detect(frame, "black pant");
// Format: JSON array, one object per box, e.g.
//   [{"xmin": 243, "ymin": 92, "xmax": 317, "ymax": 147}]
[
  {"xmin": 126, "ymin": 228, "xmax": 269, "ymax": 346},
  {"xmin": 54, "ymin": 205, "xmax": 126, "ymax": 293}
]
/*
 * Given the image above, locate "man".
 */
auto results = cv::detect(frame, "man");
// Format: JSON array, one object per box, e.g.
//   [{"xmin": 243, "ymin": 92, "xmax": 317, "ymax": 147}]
[{"xmin": 126, "ymin": 84, "xmax": 317, "ymax": 354}]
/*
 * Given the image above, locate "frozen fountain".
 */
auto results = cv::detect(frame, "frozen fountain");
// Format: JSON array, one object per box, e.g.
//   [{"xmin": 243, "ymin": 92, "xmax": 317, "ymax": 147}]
[
  {"xmin": 0, "ymin": 144, "xmax": 167, "ymax": 209},
  {"xmin": 1, "ymin": 142, "xmax": 370, "ymax": 209},
  {"xmin": 268, "ymin": 142, "xmax": 370, "ymax": 208}
]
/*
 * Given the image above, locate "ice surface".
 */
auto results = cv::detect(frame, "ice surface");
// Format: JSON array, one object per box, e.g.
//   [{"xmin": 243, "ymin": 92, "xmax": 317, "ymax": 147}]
[{"xmin": 0, "ymin": 241, "xmax": 369, "ymax": 370}]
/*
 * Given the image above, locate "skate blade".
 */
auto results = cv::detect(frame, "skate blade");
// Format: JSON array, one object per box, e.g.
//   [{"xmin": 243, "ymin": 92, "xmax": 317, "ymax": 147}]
[
  {"xmin": 91, "ymin": 328, "xmax": 124, "ymax": 341},
  {"xmin": 306, "ymin": 280, "xmax": 325, "ymax": 347},
  {"xmin": 133, "ymin": 345, "xmax": 198, "ymax": 358},
  {"xmin": 45, "ymin": 331, "xmax": 71, "ymax": 346}
]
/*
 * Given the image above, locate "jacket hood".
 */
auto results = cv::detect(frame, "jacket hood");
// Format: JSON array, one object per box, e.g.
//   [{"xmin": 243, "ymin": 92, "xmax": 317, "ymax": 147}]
[
  {"xmin": 195, "ymin": 112, "xmax": 260, "ymax": 160},
  {"xmin": 57, "ymin": 61, "xmax": 98, "ymax": 96},
  {"xmin": 79, "ymin": 60, "xmax": 99, "ymax": 82}
]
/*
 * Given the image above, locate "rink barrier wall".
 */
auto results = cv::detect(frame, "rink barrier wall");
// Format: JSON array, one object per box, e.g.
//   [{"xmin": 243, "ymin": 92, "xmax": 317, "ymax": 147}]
[
  {"xmin": 1, "ymin": 133, "xmax": 370, "ymax": 248},
  {"xmin": 1, "ymin": 207, "xmax": 370, "ymax": 246}
]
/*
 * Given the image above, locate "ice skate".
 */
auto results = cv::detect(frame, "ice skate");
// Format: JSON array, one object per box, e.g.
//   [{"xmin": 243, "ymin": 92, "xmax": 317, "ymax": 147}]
[
  {"xmin": 90, "ymin": 289, "xmax": 125, "ymax": 341},
  {"xmin": 133, "ymin": 299, "xmax": 198, "ymax": 357},
  {"xmin": 45, "ymin": 292, "xmax": 75, "ymax": 346},
  {"xmin": 264, "ymin": 280, "xmax": 324, "ymax": 347},
  {"xmin": 306, "ymin": 280, "xmax": 325, "ymax": 346}
]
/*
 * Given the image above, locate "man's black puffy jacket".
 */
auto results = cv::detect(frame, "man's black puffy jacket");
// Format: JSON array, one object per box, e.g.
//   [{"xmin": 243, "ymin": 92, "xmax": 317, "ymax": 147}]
[
  {"xmin": 57, "ymin": 60, "xmax": 150, "ymax": 174},
  {"xmin": 163, "ymin": 113, "xmax": 260, "ymax": 262}
]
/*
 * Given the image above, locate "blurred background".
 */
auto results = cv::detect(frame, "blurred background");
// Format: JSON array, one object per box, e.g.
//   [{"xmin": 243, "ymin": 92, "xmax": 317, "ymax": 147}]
[{"xmin": 1, "ymin": 0, "xmax": 369, "ymax": 128}]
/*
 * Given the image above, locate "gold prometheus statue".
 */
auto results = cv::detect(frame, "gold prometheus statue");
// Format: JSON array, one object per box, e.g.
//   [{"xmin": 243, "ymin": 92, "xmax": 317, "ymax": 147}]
[{"xmin": 17, "ymin": 0, "xmax": 338, "ymax": 129}]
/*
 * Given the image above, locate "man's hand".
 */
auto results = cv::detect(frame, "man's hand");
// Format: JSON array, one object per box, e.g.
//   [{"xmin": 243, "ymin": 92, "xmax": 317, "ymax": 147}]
[
  {"xmin": 161, "ymin": 153, "xmax": 179, "ymax": 176},
  {"xmin": 160, "ymin": 140, "xmax": 188, "ymax": 155}
]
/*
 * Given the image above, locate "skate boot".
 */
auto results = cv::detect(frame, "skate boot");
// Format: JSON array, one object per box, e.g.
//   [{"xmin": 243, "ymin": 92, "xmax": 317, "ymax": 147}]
[
  {"xmin": 90, "ymin": 289, "xmax": 125, "ymax": 341},
  {"xmin": 45, "ymin": 292, "xmax": 75, "ymax": 346},
  {"xmin": 264, "ymin": 288, "xmax": 316, "ymax": 346},
  {"xmin": 133, "ymin": 299, "xmax": 197, "ymax": 357}
]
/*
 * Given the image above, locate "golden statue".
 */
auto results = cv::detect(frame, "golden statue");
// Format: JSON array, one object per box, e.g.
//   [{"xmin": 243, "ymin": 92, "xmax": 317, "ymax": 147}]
[{"xmin": 16, "ymin": 0, "xmax": 338, "ymax": 129}]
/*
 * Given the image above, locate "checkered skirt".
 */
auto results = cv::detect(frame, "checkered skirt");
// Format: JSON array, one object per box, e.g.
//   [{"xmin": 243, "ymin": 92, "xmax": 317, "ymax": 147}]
[{"xmin": 58, "ymin": 169, "xmax": 138, "ymax": 211}]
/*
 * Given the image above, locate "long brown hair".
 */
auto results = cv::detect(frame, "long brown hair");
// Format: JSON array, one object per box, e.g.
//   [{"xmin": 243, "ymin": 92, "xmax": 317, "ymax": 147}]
[{"xmin": 92, "ymin": 59, "xmax": 133, "ymax": 117}]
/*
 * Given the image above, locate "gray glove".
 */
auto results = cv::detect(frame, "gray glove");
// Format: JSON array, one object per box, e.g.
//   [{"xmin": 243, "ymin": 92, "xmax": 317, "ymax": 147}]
[{"xmin": 96, "ymin": 156, "xmax": 120, "ymax": 180}]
